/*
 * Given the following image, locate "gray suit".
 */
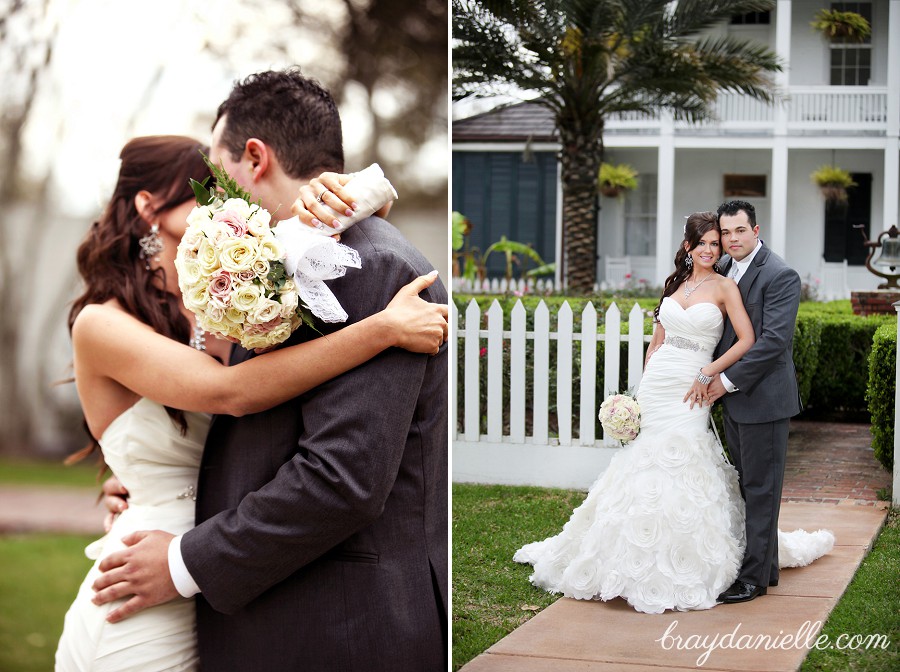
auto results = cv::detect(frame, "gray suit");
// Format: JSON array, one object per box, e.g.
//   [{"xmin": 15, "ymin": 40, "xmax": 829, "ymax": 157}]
[
  {"xmin": 716, "ymin": 242, "xmax": 802, "ymax": 587},
  {"xmin": 180, "ymin": 217, "xmax": 447, "ymax": 671}
]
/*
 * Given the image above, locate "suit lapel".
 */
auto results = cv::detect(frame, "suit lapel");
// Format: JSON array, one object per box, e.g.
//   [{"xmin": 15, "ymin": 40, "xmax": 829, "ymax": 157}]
[{"xmin": 737, "ymin": 243, "xmax": 769, "ymax": 303}]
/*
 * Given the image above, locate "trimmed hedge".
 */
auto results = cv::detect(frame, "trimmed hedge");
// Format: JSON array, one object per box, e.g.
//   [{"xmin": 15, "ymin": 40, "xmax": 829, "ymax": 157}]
[{"xmin": 867, "ymin": 324, "xmax": 895, "ymax": 471}]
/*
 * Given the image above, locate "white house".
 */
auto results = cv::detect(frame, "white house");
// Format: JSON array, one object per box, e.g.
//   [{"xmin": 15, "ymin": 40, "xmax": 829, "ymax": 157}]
[{"xmin": 452, "ymin": 0, "xmax": 900, "ymax": 297}]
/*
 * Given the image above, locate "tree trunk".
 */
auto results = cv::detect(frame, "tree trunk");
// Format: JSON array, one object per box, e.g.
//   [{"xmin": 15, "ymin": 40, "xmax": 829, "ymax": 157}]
[{"xmin": 557, "ymin": 124, "xmax": 602, "ymax": 294}]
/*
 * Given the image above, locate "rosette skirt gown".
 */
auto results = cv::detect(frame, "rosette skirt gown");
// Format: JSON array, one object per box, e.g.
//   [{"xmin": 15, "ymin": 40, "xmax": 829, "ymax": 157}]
[{"xmin": 514, "ymin": 298, "xmax": 833, "ymax": 614}]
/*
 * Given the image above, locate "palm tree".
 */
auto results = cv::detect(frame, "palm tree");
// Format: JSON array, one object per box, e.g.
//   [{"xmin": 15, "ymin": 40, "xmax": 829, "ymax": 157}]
[{"xmin": 453, "ymin": 0, "xmax": 781, "ymax": 293}]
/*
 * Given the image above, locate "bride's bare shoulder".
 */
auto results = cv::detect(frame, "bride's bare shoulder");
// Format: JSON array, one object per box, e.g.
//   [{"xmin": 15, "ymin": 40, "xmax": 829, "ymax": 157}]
[{"xmin": 72, "ymin": 301, "xmax": 144, "ymax": 344}]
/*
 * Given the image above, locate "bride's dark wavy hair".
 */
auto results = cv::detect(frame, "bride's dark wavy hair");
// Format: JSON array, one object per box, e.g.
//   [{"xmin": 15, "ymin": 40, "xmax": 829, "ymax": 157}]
[
  {"xmin": 66, "ymin": 135, "xmax": 210, "ymax": 463},
  {"xmin": 653, "ymin": 211, "xmax": 720, "ymax": 322}
]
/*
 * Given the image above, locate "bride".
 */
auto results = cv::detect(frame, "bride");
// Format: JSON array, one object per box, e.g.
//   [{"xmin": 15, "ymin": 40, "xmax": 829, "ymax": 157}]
[
  {"xmin": 55, "ymin": 135, "xmax": 447, "ymax": 670},
  {"xmin": 514, "ymin": 211, "xmax": 833, "ymax": 614}
]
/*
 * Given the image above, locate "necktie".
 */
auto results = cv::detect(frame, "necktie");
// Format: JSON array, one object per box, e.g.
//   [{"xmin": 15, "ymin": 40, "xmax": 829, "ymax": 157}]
[{"xmin": 729, "ymin": 263, "xmax": 740, "ymax": 281}]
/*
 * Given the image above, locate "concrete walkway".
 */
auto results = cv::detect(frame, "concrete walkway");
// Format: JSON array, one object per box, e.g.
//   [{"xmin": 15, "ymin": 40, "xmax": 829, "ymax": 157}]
[
  {"xmin": 460, "ymin": 420, "xmax": 893, "ymax": 672},
  {"xmin": 0, "ymin": 485, "xmax": 104, "ymax": 535}
]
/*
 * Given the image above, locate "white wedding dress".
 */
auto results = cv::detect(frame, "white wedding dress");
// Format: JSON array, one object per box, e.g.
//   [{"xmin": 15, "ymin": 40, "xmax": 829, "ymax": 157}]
[
  {"xmin": 514, "ymin": 297, "xmax": 834, "ymax": 614},
  {"xmin": 55, "ymin": 398, "xmax": 208, "ymax": 671}
]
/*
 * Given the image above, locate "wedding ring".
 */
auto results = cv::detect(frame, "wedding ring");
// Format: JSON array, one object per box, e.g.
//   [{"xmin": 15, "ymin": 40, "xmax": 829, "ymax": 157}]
[{"xmin": 316, "ymin": 188, "xmax": 329, "ymax": 204}]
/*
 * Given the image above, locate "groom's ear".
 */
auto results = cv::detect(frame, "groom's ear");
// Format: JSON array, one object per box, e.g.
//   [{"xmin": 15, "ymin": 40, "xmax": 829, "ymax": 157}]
[{"xmin": 244, "ymin": 138, "xmax": 270, "ymax": 183}]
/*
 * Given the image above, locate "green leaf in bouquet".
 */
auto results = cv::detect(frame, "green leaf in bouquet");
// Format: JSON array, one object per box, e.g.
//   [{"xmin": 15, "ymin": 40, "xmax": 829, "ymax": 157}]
[
  {"xmin": 197, "ymin": 151, "xmax": 259, "ymax": 204},
  {"xmin": 190, "ymin": 177, "xmax": 215, "ymax": 206},
  {"xmin": 297, "ymin": 305, "xmax": 323, "ymax": 337},
  {"xmin": 267, "ymin": 263, "xmax": 288, "ymax": 293}
]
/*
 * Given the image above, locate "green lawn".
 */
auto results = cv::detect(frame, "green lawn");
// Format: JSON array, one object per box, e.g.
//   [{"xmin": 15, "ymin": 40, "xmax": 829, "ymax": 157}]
[
  {"xmin": 0, "ymin": 456, "xmax": 103, "ymax": 488},
  {"xmin": 452, "ymin": 484, "xmax": 586, "ymax": 669},
  {"xmin": 0, "ymin": 534, "xmax": 94, "ymax": 672},
  {"xmin": 453, "ymin": 483, "xmax": 899, "ymax": 671}
]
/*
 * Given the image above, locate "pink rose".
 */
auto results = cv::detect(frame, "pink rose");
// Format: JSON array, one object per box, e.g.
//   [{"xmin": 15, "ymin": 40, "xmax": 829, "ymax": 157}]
[
  {"xmin": 213, "ymin": 209, "xmax": 249, "ymax": 237},
  {"xmin": 208, "ymin": 269, "xmax": 234, "ymax": 303}
]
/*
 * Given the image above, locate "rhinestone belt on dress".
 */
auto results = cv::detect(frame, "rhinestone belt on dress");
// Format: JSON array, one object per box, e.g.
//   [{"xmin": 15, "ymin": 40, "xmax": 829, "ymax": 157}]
[{"xmin": 664, "ymin": 335, "xmax": 709, "ymax": 352}]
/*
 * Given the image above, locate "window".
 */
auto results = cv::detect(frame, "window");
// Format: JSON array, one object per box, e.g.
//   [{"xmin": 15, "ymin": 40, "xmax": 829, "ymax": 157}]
[
  {"xmin": 730, "ymin": 11, "xmax": 771, "ymax": 25},
  {"xmin": 624, "ymin": 174, "xmax": 657, "ymax": 256},
  {"xmin": 829, "ymin": 2, "xmax": 872, "ymax": 86},
  {"xmin": 723, "ymin": 174, "xmax": 767, "ymax": 198}
]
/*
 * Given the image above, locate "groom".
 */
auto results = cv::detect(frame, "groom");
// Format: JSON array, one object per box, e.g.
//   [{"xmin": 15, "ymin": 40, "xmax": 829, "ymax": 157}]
[
  {"xmin": 92, "ymin": 69, "xmax": 448, "ymax": 669},
  {"xmin": 707, "ymin": 200, "xmax": 802, "ymax": 604}
]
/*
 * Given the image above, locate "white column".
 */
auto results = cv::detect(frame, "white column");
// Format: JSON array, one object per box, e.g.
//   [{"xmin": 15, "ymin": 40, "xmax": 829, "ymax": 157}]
[
  {"xmin": 883, "ymin": 1, "xmax": 900, "ymax": 232},
  {"xmin": 770, "ymin": 140, "xmax": 789, "ymax": 257},
  {"xmin": 768, "ymin": 0, "xmax": 791, "ymax": 257},
  {"xmin": 655, "ymin": 114, "xmax": 675, "ymax": 285},
  {"xmin": 774, "ymin": 0, "xmax": 792, "ymax": 134}
]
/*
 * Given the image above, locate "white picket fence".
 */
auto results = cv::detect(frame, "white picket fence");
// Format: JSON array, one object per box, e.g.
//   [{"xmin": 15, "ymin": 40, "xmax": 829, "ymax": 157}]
[{"xmin": 452, "ymin": 299, "xmax": 651, "ymax": 489}]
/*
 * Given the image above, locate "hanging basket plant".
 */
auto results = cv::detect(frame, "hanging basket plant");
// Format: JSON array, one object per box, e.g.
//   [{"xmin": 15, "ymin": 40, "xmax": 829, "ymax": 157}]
[
  {"xmin": 811, "ymin": 9, "xmax": 871, "ymax": 42},
  {"xmin": 811, "ymin": 165, "xmax": 857, "ymax": 203},
  {"xmin": 598, "ymin": 162, "xmax": 639, "ymax": 198}
]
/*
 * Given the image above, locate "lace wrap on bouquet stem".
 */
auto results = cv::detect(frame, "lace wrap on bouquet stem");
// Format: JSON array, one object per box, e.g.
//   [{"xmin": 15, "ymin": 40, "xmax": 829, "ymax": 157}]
[{"xmin": 273, "ymin": 219, "xmax": 361, "ymax": 323}]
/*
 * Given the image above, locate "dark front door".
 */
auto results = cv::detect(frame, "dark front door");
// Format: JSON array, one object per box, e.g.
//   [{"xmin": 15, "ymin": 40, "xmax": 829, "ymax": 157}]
[{"xmin": 823, "ymin": 172, "xmax": 872, "ymax": 265}]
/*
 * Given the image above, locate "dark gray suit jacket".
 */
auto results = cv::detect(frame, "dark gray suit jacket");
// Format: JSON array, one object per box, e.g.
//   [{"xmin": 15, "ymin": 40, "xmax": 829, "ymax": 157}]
[
  {"xmin": 716, "ymin": 243, "xmax": 802, "ymax": 424},
  {"xmin": 181, "ymin": 217, "xmax": 447, "ymax": 671}
]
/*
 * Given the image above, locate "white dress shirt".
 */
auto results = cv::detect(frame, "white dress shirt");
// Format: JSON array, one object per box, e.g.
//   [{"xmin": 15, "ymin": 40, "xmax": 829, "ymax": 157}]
[
  {"xmin": 720, "ymin": 240, "xmax": 762, "ymax": 393},
  {"xmin": 168, "ymin": 535, "xmax": 201, "ymax": 597}
]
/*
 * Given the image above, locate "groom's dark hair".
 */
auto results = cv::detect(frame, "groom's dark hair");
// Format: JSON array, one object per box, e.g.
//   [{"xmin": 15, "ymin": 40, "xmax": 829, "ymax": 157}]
[
  {"xmin": 717, "ymin": 200, "xmax": 757, "ymax": 227},
  {"xmin": 215, "ymin": 67, "xmax": 344, "ymax": 179}
]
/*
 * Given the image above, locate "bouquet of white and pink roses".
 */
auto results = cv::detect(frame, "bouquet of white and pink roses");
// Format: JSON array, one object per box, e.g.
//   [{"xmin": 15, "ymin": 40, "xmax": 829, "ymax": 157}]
[
  {"xmin": 175, "ymin": 157, "xmax": 394, "ymax": 350},
  {"xmin": 598, "ymin": 393, "xmax": 641, "ymax": 443}
]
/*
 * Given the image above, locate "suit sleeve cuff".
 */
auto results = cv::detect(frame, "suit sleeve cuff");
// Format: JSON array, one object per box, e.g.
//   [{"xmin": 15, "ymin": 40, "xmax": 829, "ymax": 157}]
[
  {"xmin": 168, "ymin": 534, "xmax": 201, "ymax": 598},
  {"xmin": 720, "ymin": 372, "xmax": 738, "ymax": 393}
]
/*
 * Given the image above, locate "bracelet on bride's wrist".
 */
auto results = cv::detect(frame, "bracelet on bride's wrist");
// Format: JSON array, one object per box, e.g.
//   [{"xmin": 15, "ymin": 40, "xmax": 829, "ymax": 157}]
[{"xmin": 696, "ymin": 370, "xmax": 713, "ymax": 385}]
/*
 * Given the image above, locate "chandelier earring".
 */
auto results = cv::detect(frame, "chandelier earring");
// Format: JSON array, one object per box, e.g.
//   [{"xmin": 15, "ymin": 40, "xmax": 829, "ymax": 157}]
[
  {"xmin": 684, "ymin": 253, "xmax": 693, "ymax": 269},
  {"xmin": 138, "ymin": 222, "xmax": 164, "ymax": 269}
]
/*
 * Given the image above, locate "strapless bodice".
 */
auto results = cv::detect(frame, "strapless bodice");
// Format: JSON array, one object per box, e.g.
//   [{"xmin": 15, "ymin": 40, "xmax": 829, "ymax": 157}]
[
  {"xmin": 658, "ymin": 297, "xmax": 723, "ymax": 352},
  {"xmin": 99, "ymin": 398, "xmax": 209, "ymax": 509}
]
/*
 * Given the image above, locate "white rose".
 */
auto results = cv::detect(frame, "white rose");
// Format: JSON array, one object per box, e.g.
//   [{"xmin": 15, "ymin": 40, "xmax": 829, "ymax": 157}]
[
  {"xmin": 632, "ymin": 471, "xmax": 666, "ymax": 512},
  {"xmin": 657, "ymin": 435, "xmax": 693, "ymax": 472},
  {"xmin": 248, "ymin": 298, "xmax": 282, "ymax": 325},
  {"xmin": 222, "ymin": 198, "xmax": 252, "ymax": 219},
  {"xmin": 263, "ymin": 320, "xmax": 293, "ymax": 346},
  {"xmin": 252, "ymin": 257, "xmax": 270, "ymax": 278},
  {"xmin": 219, "ymin": 237, "xmax": 259, "ymax": 273},
  {"xmin": 674, "ymin": 585, "xmax": 710, "ymax": 610},
  {"xmin": 184, "ymin": 282, "xmax": 210, "ymax": 311},
  {"xmin": 681, "ymin": 465, "xmax": 715, "ymax": 505},
  {"xmin": 197, "ymin": 238, "xmax": 219, "ymax": 274},
  {"xmin": 225, "ymin": 307, "xmax": 246, "ymax": 324},
  {"xmin": 258, "ymin": 236, "xmax": 283, "ymax": 261},
  {"xmin": 624, "ymin": 514, "xmax": 663, "ymax": 549},
  {"xmin": 629, "ymin": 573, "xmax": 674, "ymax": 614},
  {"xmin": 248, "ymin": 205, "xmax": 271, "ymax": 228},
  {"xmin": 231, "ymin": 283, "xmax": 261, "ymax": 313},
  {"xmin": 666, "ymin": 499, "xmax": 698, "ymax": 534},
  {"xmin": 562, "ymin": 556, "xmax": 602, "ymax": 600},
  {"xmin": 278, "ymin": 289, "xmax": 299, "ymax": 318},
  {"xmin": 662, "ymin": 543, "xmax": 705, "ymax": 585},
  {"xmin": 180, "ymin": 225, "xmax": 204, "ymax": 252},
  {"xmin": 598, "ymin": 570, "xmax": 626, "ymax": 601},
  {"xmin": 187, "ymin": 205, "xmax": 213, "ymax": 226},
  {"xmin": 621, "ymin": 545, "xmax": 655, "ymax": 581}
]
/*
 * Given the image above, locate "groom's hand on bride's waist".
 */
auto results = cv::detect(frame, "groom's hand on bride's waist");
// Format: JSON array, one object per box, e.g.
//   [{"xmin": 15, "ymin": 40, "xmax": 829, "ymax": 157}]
[{"xmin": 91, "ymin": 530, "xmax": 178, "ymax": 623}]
